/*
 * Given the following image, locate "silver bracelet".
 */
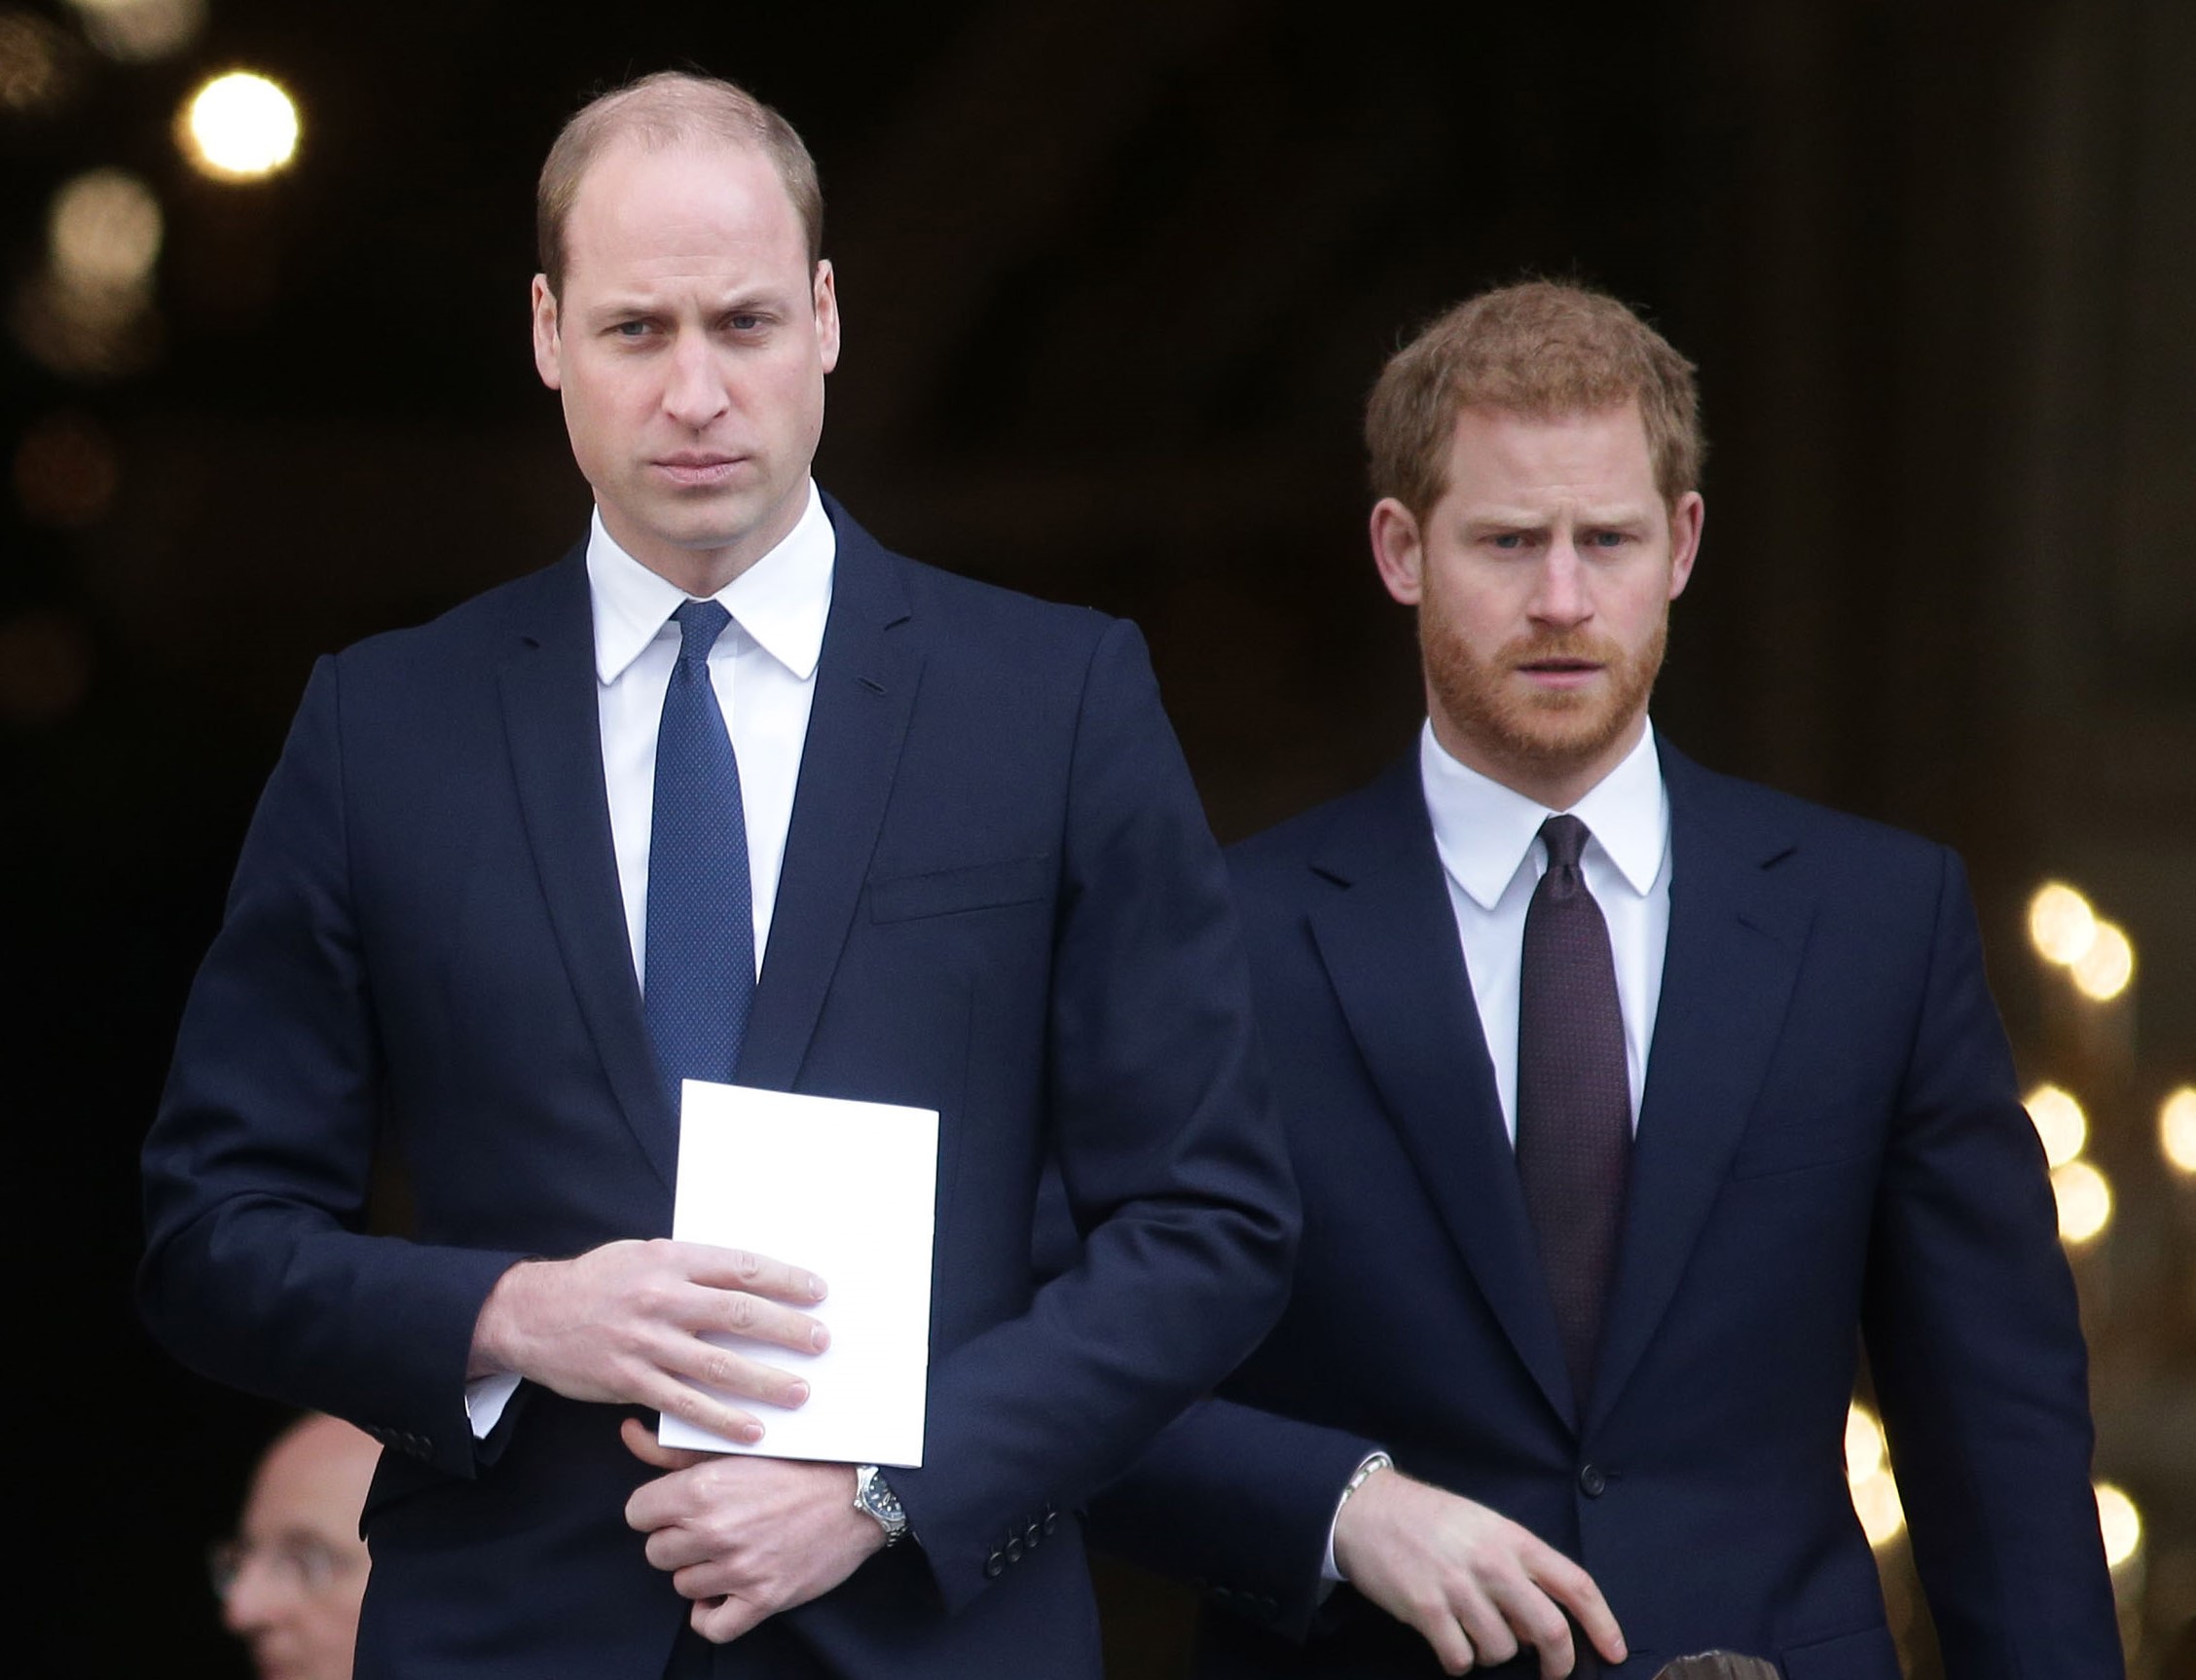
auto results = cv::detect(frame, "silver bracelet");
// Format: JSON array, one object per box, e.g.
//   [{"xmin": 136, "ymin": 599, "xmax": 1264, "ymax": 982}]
[{"xmin": 1339, "ymin": 1450, "xmax": 1393, "ymax": 1506}]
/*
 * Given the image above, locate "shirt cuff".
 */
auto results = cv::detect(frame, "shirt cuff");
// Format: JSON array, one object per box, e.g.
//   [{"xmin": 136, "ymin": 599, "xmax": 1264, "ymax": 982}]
[
  {"xmin": 464, "ymin": 1370, "xmax": 523, "ymax": 1440},
  {"xmin": 1321, "ymin": 1449, "xmax": 1395, "ymax": 1584}
]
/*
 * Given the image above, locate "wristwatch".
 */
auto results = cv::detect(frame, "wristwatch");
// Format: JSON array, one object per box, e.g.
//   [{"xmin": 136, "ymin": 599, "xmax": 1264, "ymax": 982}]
[{"xmin": 854, "ymin": 1464, "xmax": 909, "ymax": 1546}]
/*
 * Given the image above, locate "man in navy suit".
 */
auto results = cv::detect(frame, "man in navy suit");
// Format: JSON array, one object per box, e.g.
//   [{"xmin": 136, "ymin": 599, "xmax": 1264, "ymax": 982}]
[
  {"xmin": 1093, "ymin": 282, "xmax": 2120, "ymax": 1678},
  {"xmin": 140, "ymin": 71, "xmax": 1295, "ymax": 1680}
]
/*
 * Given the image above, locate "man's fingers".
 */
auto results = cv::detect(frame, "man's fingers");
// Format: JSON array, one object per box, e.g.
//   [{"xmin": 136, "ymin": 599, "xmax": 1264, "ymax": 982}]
[
  {"xmin": 651, "ymin": 1370, "xmax": 773, "ymax": 1444},
  {"xmin": 686, "ymin": 1286, "xmax": 830, "ymax": 1358},
  {"xmin": 1411, "ymin": 1610, "xmax": 1477, "ymax": 1678},
  {"xmin": 1526, "ymin": 1549, "xmax": 1626, "ymax": 1663},
  {"xmin": 1447, "ymin": 1579, "xmax": 1519, "ymax": 1669},
  {"xmin": 670, "ymin": 1337, "xmax": 815, "ymax": 1411},
  {"xmin": 620, "ymin": 1415, "xmax": 714, "ymax": 1473},
  {"xmin": 692, "ymin": 1590, "xmax": 772, "ymax": 1644},
  {"xmin": 676, "ymin": 1242, "xmax": 827, "ymax": 1305},
  {"xmin": 1473, "ymin": 1560, "xmax": 1574, "ymax": 1675}
]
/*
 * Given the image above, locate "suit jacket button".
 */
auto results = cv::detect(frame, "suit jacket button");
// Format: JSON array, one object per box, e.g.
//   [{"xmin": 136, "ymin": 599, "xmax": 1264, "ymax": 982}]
[
  {"xmin": 1005, "ymin": 1536, "xmax": 1025, "ymax": 1563},
  {"xmin": 983, "ymin": 1552, "xmax": 1006, "ymax": 1579},
  {"xmin": 1578, "ymin": 1464, "xmax": 1608, "ymax": 1498},
  {"xmin": 1024, "ymin": 1521, "xmax": 1043, "ymax": 1549},
  {"xmin": 1043, "ymin": 1511, "xmax": 1058, "ymax": 1535}
]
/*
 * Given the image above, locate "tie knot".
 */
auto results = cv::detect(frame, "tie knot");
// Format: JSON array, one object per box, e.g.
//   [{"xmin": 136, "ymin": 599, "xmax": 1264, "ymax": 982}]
[
  {"xmin": 1540, "ymin": 813, "xmax": 1592, "ymax": 873},
  {"xmin": 671, "ymin": 599, "xmax": 732, "ymax": 666}
]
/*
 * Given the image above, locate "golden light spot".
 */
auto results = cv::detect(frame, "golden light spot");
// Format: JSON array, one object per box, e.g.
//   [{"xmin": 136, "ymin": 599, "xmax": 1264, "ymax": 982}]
[
  {"xmin": 1853, "ymin": 1469, "xmax": 1905, "ymax": 1549},
  {"xmin": 64, "ymin": 0, "xmax": 203, "ymax": 63},
  {"xmin": 2052, "ymin": 1159, "xmax": 2112, "ymax": 1245},
  {"xmin": 178, "ymin": 70, "xmax": 299, "ymax": 181},
  {"xmin": 2160, "ymin": 1088, "xmax": 2196, "ymax": 1177},
  {"xmin": 2024, "ymin": 1084, "xmax": 2088, "ymax": 1170},
  {"xmin": 49, "ymin": 168, "xmax": 162, "ymax": 291},
  {"xmin": 2070, "ymin": 922, "xmax": 2135, "ymax": 1002},
  {"xmin": 2097, "ymin": 1483, "xmax": 2142, "ymax": 1570},
  {"xmin": 1844, "ymin": 1404, "xmax": 1885, "ymax": 1484},
  {"xmin": 2028, "ymin": 882, "xmax": 2097, "ymax": 967}
]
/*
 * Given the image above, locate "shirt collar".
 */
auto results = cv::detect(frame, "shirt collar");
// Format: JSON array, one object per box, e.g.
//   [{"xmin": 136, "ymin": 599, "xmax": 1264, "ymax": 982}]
[
  {"xmin": 587, "ymin": 480, "xmax": 836, "ymax": 685},
  {"xmin": 1419, "ymin": 718, "xmax": 1668, "ymax": 910}
]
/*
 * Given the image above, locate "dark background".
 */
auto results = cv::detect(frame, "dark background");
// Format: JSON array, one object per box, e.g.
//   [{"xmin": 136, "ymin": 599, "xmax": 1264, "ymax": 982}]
[{"xmin": 7, "ymin": 0, "xmax": 2196, "ymax": 1673}]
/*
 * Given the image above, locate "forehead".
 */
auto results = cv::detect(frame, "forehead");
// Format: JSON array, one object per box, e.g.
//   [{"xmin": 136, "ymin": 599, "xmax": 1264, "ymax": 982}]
[
  {"xmin": 562, "ymin": 136, "xmax": 806, "ymax": 292},
  {"xmin": 241, "ymin": 1425, "xmax": 377, "ymax": 1541},
  {"xmin": 1440, "ymin": 401, "xmax": 1659, "ymax": 507}
]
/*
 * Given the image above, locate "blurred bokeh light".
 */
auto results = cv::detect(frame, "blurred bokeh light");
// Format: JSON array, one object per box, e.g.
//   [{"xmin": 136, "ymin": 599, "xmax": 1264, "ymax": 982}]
[
  {"xmin": 2026, "ymin": 1083, "xmax": 2090, "ymax": 1170},
  {"xmin": 2071, "ymin": 922, "xmax": 2136, "ymax": 1003},
  {"xmin": 178, "ymin": 70, "xmax": 300, "ymax": 181},
  {"xmin": 2053, "ymin": 1158, "xmax": 2114, "ymax": 1245},
  {"xmin": 63, "ymin": 0, "xmax": 204, "ymax": 63},
  {"xmin": 2029, "ymin": 882, "xmax": 2098, "ymax": 968},
  {"xmin": 2098, "ymin": 1482, "xmax": 2144, "ymax": 1572},
  {"xmin": 1845, "ymin": 1402, "xmax": 1886, "ymax": 1482},
  {"xmin": 0, "ymin": 8, "xmax": 73, "ymax": 112},
  {"xmin": 49, "ymin": 167, "xmax": 162, "ymax": 290},
  {"xmin": 2161, "ymin": 1087, "xmax": 2196, "ymax": 1177}
]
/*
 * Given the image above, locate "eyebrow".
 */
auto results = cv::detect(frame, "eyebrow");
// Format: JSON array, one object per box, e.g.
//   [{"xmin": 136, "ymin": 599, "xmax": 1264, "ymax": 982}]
[
  {"xmin": 1462, "ymin": 506, "xmax": 1656, "ymax": 530},
  {"xmin": 580, "ymin": 288, "xmax": 791, "ymax": 324}
]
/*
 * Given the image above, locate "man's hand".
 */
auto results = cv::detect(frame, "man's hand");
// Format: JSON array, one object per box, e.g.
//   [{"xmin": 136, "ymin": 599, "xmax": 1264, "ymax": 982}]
[
  {"xmin": 1334, "ymin": 1469, "xmax": 1626, "ymax": 1678},
  {"xmin": 622, "ymin": 1419, "xmax": 886, "ymax": 1642},
  {"xmin": 469, "ymin": 1239, "xmax": 829, "ymax": 1443}
]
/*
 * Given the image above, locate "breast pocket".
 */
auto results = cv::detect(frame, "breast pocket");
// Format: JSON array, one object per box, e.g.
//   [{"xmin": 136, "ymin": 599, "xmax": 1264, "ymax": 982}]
[
  {"xmin": 1728, "ymin": 1107, "xmax": 1883, "ymax": 1180},
  {"xmin": 867, "ymin": 856, "xmax": 1053, "ymax": 924}
]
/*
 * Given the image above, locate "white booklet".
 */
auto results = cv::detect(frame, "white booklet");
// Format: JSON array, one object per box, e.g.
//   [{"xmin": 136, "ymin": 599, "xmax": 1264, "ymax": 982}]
[{"xmin": 659, "ymin": 1080, "xmax": 937, "ymax": 1467}]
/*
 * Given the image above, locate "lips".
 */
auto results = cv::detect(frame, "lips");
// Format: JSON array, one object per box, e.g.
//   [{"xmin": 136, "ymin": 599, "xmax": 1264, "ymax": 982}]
[{"xmin": 651, "ymin": 452, "xmax": 748, "ymax": 488}]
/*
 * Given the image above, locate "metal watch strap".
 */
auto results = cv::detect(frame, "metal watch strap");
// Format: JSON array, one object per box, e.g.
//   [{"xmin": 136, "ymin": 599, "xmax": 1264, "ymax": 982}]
[{"xmin": 854, "ymin": 1464, "xmax": 908, "ymax": 1546}]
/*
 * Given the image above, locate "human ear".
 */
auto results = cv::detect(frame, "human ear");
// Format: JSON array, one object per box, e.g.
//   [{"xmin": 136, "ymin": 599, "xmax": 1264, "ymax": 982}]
[
  {"xmin": 1370, "ymin": 498, "xmax": 1427, "ymax": 606},
  {"xmin": 530, "ymin": 274, "xmax": 562, "ymax": 392}
]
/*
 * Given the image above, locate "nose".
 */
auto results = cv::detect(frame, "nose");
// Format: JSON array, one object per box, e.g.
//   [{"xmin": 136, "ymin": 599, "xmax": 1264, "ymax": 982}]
[
  {"xmin": 662, "ymin": 334, "xmax": 731, "ymax": 429},
  {"xmin": 221, "ymin": 1552, "xmax": 289, "ymax": 1638},
  {"xmin": 1529, "ymin": 536, "xmax": 1592, "ymax": 628}
]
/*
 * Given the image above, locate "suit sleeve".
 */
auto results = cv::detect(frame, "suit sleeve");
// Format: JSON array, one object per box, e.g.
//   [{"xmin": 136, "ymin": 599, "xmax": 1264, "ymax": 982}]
[
  {"xmin": 138, "ymin": 657, "xmax": 527, "ymax": 1479},
  {"xmin": 1861, "ymin": 849, "xmax": 2122, "ymax": 1679},
  {"xmin": 888, "ymin": 618, "xmax": 1300, "ymax": 1611},
  {"xmin": 1088, "ymin": 1393, "xmax": 1382, "ymax": 1640}
]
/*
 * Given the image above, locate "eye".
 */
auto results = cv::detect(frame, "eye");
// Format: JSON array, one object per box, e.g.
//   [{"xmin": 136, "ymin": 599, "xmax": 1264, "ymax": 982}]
[
  {"xmin": 1489, "ymin": 532, "xmax": 1527, "ymax": 551},
  {"xmin": 1584, "ymin": 530, "xmax": 1631, "ymax": 550},
  {"xmin": 611, "ymin": 319, "xmax": 653, "ymax": 340}
]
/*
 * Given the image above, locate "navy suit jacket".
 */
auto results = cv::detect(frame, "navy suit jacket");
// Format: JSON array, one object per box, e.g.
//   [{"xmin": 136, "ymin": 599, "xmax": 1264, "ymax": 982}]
[
  {"xmin": 1093, "ymin": 742, "xmax": 2120, "ymax": 1680},
  {"xmin": 140, "ymin": 499, "xmax": 1298, "ymax": 1680}
]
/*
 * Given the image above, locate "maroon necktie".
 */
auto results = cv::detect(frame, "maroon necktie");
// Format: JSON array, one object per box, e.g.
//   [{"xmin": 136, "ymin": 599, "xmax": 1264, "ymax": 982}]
[{"xmin": 1516, "ymin": 814, "xmax": 1632, "ymax": 1406}]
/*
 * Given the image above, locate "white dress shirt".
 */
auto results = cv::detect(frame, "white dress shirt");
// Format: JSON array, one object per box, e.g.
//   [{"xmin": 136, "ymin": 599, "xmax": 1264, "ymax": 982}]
[
  {"xmin": 467, "ymin": 481, "xmax": 836, "ymax": 1438},
  {"xmin": 1324, "ymin": 718, "xmax": 1672, "ymax": 1581},
  {"xmin": 1419, "ymin": 717, "xmax": 1671, "ymax": 1137},
  {"xmin": 590, "ymin": 482, "xmax": 835, "ymax": 985}
]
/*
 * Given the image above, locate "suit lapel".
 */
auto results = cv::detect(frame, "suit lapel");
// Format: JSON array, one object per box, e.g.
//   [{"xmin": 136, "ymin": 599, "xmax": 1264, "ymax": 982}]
[
  {"xmin": 735, "ymin": 499, "xmax": 922, "ymax": 1092},
  {"xmin": 497, "ymin": 549, "xmax": 677, "ymax": 1188},
  {"xmin": 1586, "ymin": 743, "xmax": 1813, "ymax": 1432},
  {"xmin": 1308, "ymin": 758, "xmax": 1578, "ymax": 1429}
]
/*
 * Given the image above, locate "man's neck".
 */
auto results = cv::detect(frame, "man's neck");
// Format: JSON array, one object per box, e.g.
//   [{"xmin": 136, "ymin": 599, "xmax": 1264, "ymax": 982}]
[
  {"xmin": 604, "ymin": 495, "xmax": 807, "ymax": 600},
  {"xmin": 1428, "ymin": 710, "xmax": 1650, "ymax": 813}
]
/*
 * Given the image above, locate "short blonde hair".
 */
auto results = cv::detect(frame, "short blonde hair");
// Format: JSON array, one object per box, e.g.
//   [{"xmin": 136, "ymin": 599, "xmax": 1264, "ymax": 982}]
[
  {"xmin": 536, "ymin": 70, "xmax": 823, "ymax": 296},
  {"xmin": 1366, "ymin": 280, "xmax": 1703, "ymax": 515}
]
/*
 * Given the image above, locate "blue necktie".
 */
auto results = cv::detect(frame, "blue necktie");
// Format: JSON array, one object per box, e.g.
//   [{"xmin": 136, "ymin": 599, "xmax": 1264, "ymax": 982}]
[{"xmin": 643, "ymin": 600, "xmax": 755, "ymax": 1106}]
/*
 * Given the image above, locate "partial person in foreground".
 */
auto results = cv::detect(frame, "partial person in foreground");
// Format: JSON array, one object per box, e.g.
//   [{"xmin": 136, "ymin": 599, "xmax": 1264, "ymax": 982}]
[
  {"xmin": 214, "ymin": 1413, "xmax": 379, "ymax": 1680},
  {"xmin": 139, "ymin": 69, "xmax": 1296, "ymax": 1680},
  {"xmin": 1093, "ymin": 280, "xmax": 2121, "ymax": 1678}
]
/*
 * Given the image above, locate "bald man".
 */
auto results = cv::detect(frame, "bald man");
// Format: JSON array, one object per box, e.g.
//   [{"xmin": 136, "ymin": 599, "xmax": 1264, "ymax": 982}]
[{"xmin": 216, "ymin": 1414, "xmax": 379, "ymax": 1680}]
